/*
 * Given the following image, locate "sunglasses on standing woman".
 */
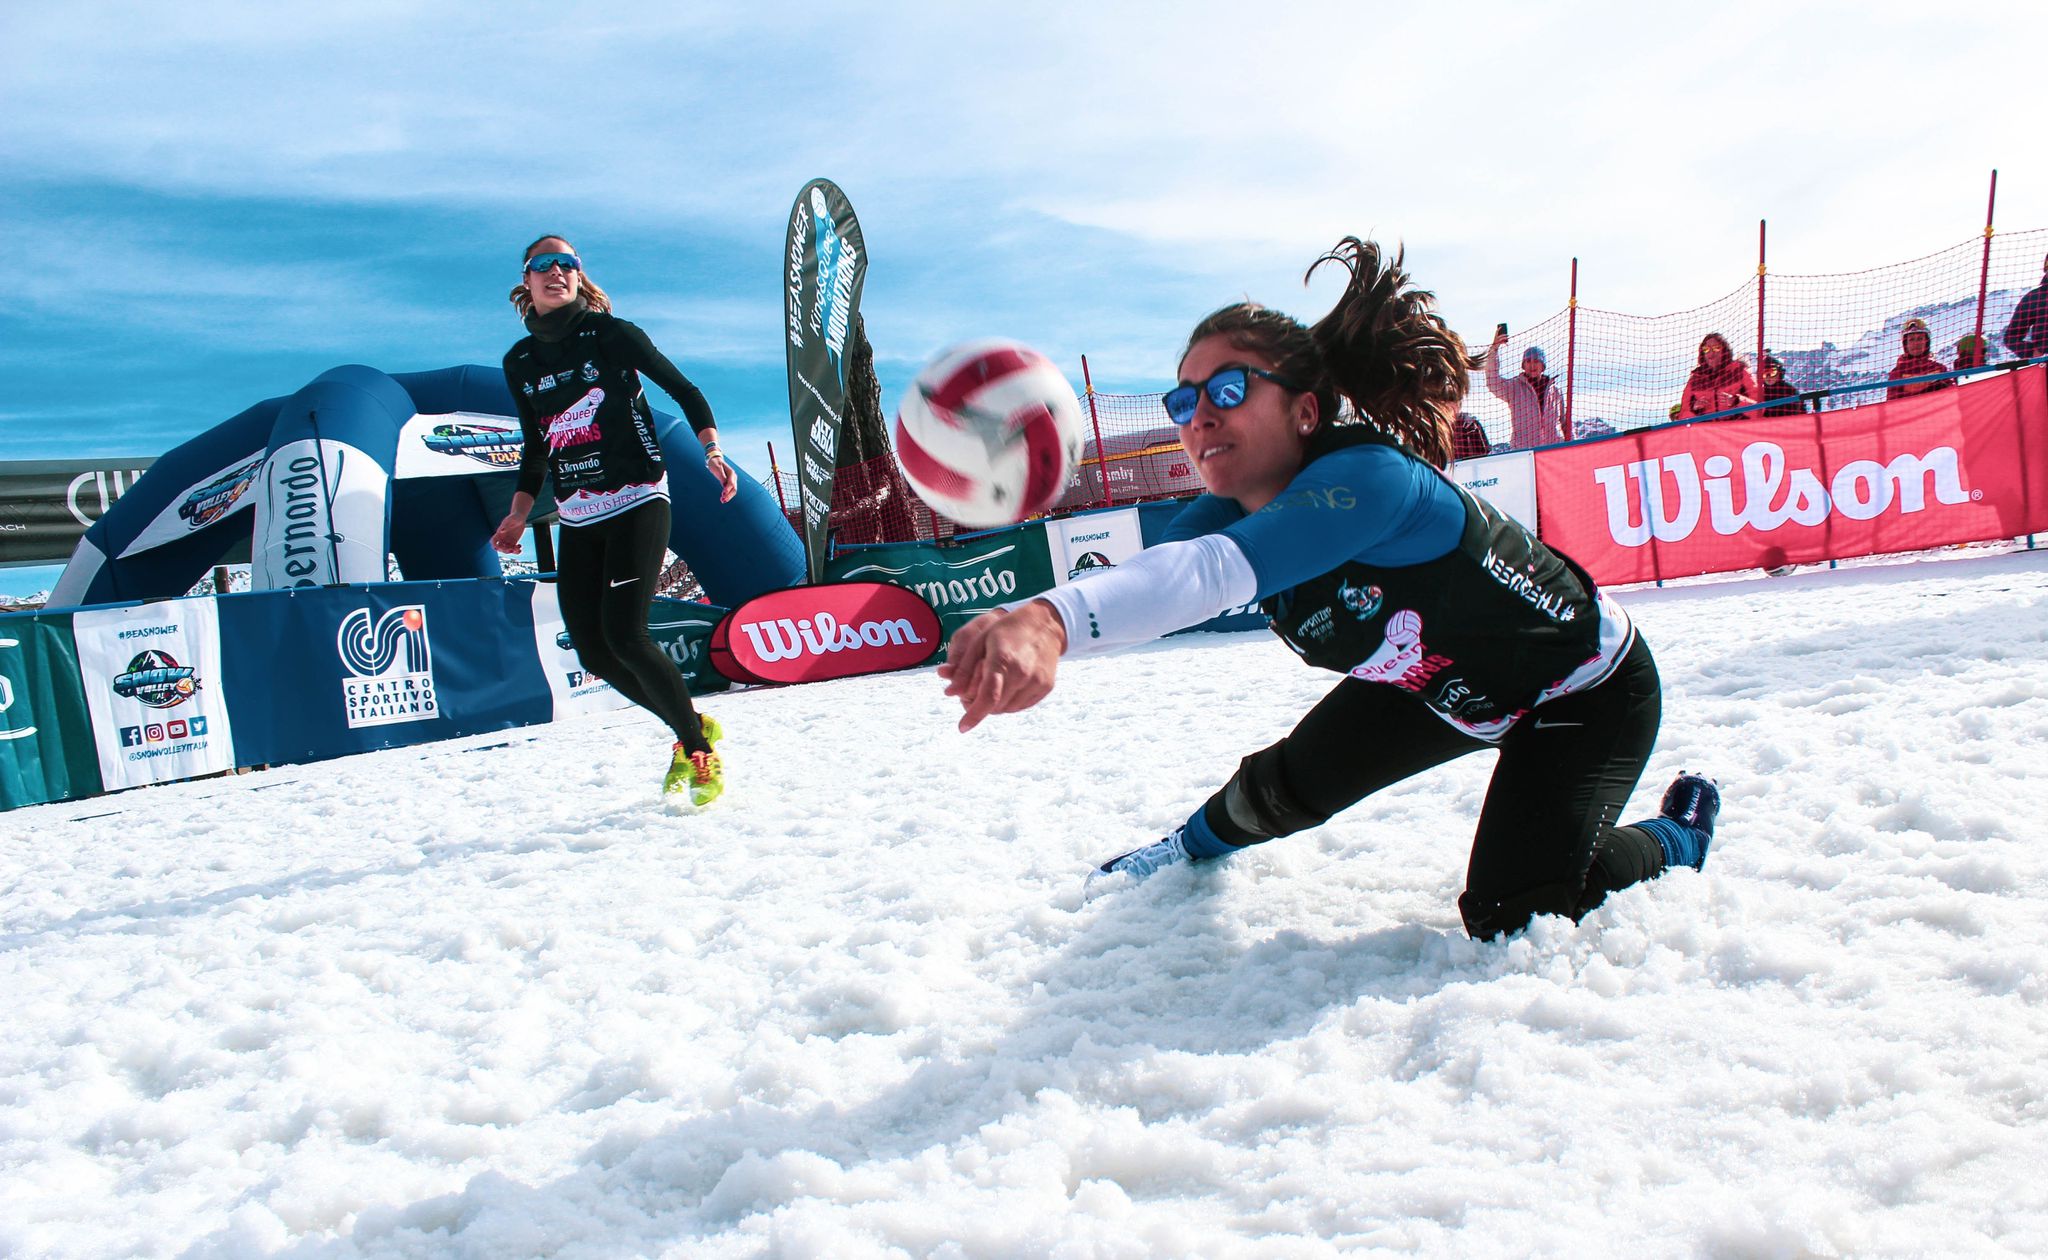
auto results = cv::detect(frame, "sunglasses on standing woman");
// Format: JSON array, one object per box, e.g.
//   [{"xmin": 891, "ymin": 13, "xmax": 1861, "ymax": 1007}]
[{"xmin": 525, "ymin": 252, "xmax": 582, "ymax": 274}]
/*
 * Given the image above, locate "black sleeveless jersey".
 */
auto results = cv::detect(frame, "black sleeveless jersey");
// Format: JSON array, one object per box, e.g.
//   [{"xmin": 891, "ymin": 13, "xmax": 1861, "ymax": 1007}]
[{"xmin": 1259, "ymin": 426, "xmax": 1632, "ymax": 740}]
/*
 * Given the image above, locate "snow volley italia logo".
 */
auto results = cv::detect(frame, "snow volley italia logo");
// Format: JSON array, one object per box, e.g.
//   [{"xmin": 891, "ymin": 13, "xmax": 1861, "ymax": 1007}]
[
  {"xmin": 177, "ymin": 456, "xmax": 263, "ymax": 529},
  {"xmin": 337, "ymin": 605, "xmax": 438, "ymax": 729},
  {"xmin": 422, "ymin": 422, "xmax": 523, "ymax": 468},
  {"xmin": 111, "ymin": 648, "xmax": 200, "ymax": 709}
]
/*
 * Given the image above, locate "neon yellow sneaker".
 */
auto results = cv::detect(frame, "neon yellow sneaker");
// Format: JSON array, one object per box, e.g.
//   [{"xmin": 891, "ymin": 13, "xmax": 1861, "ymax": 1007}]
[
  {"xmin": 698, "ymin": 714, "xmax": 723, "ymax": 747},
  {"xmin": 663, "ymin": 742, "xmax": 724, "ymax": 808}
]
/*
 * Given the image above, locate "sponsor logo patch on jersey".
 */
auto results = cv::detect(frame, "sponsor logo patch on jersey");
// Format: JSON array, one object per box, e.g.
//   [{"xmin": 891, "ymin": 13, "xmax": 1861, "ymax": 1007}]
[
  {"xmin": 1338, "ymin": 581, "xmax": 1384, "ymax": 620},
  {"xmin": 545, "ymin": 389, "xmax": 605, "ymax": 449}
]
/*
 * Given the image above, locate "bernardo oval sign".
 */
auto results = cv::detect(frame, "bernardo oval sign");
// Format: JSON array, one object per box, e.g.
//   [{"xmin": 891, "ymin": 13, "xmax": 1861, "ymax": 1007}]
[{"xmin": 712, "ymin": 581, "xmax": 940, "ymax": 685}]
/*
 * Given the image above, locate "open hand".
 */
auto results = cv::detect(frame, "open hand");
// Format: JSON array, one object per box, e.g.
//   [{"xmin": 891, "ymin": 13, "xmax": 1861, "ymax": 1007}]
[
  {"xmin": 936, "ymin": 602, "xmax": 1068, "ymax": 732},
  {"xmin": 709, "ymin": 454, "xmax": 739, "ymax": 503},
  {"xmin": 490, "ymin": 513, "xmax": 527, "ymax": 555}
]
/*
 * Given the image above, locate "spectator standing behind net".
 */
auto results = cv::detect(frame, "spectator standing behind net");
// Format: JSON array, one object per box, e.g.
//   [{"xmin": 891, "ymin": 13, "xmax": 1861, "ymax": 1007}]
[
  {"xmin": 1676, "ymin": 333, "xmax": 1756, "ymax": 419},
  {"xmin": 1450, "ymin": 409, "xmax": 1493, "ymax": 461},
  {"xmin": 1484, "ymin": 332, "xmax": 1568, "ymax": 447},
  {"xmin": 2002, "ymin": 252, "xmax": 2048, "ymax": 361},
  {"xmin": 1885, "ymin": 318, "xmax": 1952, "ymax": 401},
  {"xmin": 1757, "ymin": 355, "xmax": 1807, "ymax": 416}
]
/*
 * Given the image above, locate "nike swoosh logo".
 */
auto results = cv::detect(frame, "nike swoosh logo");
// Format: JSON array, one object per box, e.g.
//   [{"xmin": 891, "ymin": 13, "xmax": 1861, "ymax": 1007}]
[
  {"xmin": 609, "ymin": 577, "xmax": 638, "ymax": 588},
  {"xmin": 1531, "ymin": 719, "xmax": 1581, "ymax": 729}
]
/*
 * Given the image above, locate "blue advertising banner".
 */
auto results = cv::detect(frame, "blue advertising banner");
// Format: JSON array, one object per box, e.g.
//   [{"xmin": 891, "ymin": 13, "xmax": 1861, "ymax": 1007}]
[{"xmin": 217, "ymin": 579, "xmax": 553, "ymax": 766}]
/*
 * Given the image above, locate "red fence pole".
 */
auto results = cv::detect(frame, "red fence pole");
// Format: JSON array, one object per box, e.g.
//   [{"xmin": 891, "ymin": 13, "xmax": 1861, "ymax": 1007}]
[
  {"xmin": 1974, "ymin": 169, "xmax": 1999, "ymax": 344},
  {"xmin": 1755, "ymin": 219, "xmax": 1768, "ymax": 379},
  {"xmin": 1564, "ymin": 257, "xmax": 1578, "ymax": 438},
  {"xmin": 1081, "ymin": 354, "xmax": 1113, "ymax": 508}
]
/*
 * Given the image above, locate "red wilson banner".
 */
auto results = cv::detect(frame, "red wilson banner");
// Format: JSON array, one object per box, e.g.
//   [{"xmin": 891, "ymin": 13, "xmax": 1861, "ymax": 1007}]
[
  {"xmin": 1535, "ymin": 368, "xmax": 2048, "ymax": 585},
  {"xmin": 711, "ymin": 581, "xmax": 941, "ymax": 686}
]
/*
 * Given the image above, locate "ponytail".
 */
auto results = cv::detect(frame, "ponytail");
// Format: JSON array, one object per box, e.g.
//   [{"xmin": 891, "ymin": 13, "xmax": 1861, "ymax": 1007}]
[{"xmin": 1305, "ymin": 238, "xmax": 1477, "ymax": 470}]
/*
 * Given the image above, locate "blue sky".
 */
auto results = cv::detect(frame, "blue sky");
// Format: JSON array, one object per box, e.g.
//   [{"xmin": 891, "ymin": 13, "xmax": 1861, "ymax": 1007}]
[{"xmin": 3, "ymin": 1, "xmax": 2044, "ymax": 596}]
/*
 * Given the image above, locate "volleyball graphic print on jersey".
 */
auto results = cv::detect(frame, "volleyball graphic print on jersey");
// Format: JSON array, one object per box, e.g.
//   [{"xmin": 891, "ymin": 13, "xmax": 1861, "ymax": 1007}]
[{"xmin": 893, "ymin": 340, "xmax": 1084, "ymax": 528}]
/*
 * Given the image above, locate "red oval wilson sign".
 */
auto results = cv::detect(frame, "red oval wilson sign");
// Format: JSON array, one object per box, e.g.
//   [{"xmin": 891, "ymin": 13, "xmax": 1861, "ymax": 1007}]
[{"xmin": 711, "ymin": 581, "xmax": 941, "ymax": 685}]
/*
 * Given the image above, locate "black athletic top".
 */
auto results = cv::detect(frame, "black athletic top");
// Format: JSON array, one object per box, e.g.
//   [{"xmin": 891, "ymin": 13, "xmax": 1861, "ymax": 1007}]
[
  {"xmin": 504, "ymin": 299, "xmax": 717, "ymax": 526},
  {"xmin": 1164, "ymin": 425, "xmax": 1634, "ymax": 741}
]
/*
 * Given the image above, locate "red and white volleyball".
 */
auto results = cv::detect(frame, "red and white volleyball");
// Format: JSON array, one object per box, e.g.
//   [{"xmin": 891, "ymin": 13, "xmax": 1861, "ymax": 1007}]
[{"xmin": 893, "ymin": 339, "xmax": 1084, "ymax": 529}]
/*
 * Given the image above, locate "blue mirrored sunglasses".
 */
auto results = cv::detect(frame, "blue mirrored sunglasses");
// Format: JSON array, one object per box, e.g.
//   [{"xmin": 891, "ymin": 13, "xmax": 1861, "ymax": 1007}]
[
  {"xmin": 1161, "ymin": 365, "xmax": 1304, "ymax": 425},
  {"xmin": 524, "ymin": 252, "xmax": 582, "ymax": 274}
]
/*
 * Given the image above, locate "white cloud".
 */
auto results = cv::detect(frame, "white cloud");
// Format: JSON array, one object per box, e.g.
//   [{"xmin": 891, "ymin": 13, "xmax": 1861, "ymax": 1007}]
[{"xmin": 6, "ymin": 0, "xmax": 2048, "ymax": 456}]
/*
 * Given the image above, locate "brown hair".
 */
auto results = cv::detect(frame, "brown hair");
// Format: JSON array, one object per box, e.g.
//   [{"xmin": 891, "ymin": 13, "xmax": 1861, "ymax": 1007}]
[
  {"xmin": 1696, "ymin": 332, "xmax": 1734, "ymax": 367},
  {"xmin": 1181, "ymin": 237, "xmax": 1475, "ymax": 469},
  {"xmin": 507, "ymin": 234, "xmax": 613, "ymax": 318}
]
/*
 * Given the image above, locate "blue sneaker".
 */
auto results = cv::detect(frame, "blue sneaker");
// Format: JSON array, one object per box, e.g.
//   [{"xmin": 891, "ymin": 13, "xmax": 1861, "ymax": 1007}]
[
  {"xmin": 1083, "ymin": 830, "xmax": 1192, "ymax": 900},
  {"xmin": 1641, "ymin": 773, "xmax": 1719, "ymax": 871},
  {"xmin": 1660, "ymin": 773, "xmax": 1720, "ymax": 836}
]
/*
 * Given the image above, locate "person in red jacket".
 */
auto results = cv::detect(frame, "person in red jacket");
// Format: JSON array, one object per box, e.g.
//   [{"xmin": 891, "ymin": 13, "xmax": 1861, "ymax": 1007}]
[
  {"xmin": 1676, "ymin": 333, "xmax": 1756, "ymax": 419},
  {"xmin": 2001, "ymin": 253, "xmax": 2048, "ymax": 361},
  {"xmin": 1449, "ymin": 410, "xmax": 1493, "ymax": 461},
  {"xmin": 1885, "ymin": 318, "xmax": 1952, "ymax": 401},
  {"xmin": 1757, "ymin": 356, "xmax": 1807, "ymax": 416},
  {"xmin": 1953, "ymin": 334, "xmax": 1989, "ymax": 373}
]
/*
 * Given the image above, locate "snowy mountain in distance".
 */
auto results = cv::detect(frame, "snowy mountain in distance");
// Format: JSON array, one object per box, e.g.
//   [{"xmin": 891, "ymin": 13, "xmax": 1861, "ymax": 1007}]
[
  {"xmin": 1774, "ymin": 287, "xmax": 2022, "ymax": 399},
  {"xmin": 1563, "ymin": 286, "xmax": 2025, "ymax": 438}
]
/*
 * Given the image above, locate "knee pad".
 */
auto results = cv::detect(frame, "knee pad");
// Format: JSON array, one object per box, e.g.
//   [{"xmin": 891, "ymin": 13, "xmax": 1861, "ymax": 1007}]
[
  {"xmin": 1458, "ymin": 882, "xmax": 1578, "ymax": 941},
  {"xmin": 1216, "ymin": 742, "xmax": 1331, "ymax": 843}
]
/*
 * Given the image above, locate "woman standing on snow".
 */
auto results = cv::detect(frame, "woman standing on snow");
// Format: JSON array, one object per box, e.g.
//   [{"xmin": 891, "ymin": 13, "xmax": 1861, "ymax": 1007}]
[
  {"xmin": 939, "ymin": 238, "xmax": 1719, "ymax": 940},
  {"xmin": 492, "ymin": 234, "xmax": 736, "ymax": 808}
]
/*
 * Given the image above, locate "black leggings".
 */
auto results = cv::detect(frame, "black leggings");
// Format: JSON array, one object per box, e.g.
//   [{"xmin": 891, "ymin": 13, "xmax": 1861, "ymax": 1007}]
[
  {"xmin": 555, "ymin": 500, "xmax": 711, "ymax": 753},
  {"xmin": 1204, "ymin": 634, "xmax": 1667, "ymax": 939}
]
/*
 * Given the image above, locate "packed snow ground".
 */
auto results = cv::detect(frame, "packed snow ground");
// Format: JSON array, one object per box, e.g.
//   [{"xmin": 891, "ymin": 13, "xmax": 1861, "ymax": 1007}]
[{"xmin": 6, "ymin": 548, "xmax": 2048, "ymax": 1258}]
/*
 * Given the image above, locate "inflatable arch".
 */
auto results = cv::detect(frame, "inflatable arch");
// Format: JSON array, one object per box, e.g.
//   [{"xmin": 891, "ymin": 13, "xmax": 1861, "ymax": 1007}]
[{"xmin": 49, "ymin": 365, "xmax": 806, "ymax": 610}]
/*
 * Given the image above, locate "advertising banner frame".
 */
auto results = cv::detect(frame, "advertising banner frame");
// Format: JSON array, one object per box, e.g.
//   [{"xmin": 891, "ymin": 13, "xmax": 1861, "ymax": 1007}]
[
  {"xmin": 1533, "ymin": 368, "xmax": 2048, "ymax": 585},
  {"xmin": 782, "ymin": 178, "xmax": 869, "ymax": 584},
  {"xmin": 0, "ymin": 458, "xmax": 156, "ymax": 568},
  {"xmin": 0, "ymin": 612, "xmax": 104, "ymax": 809},
  {"xmin": 75, "ymin": 598, "xmax": 238, "ymax": 790}
]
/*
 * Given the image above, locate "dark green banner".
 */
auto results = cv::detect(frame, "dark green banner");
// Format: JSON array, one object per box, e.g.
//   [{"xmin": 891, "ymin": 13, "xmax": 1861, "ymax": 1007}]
[
  {"xmin": 647, "ymin": 598, "xmax": 732, "ymax": 694},
  {"xmin": 782, "ymin": 178, "xmax": 869, "ymax": 584},
  {"xmin": 0, "ymin": 612, "xmax": 104, "ymax": 810},
  {"xmin": 825, "ymin": 529, "xmax": 1056, "ymax": 643}
]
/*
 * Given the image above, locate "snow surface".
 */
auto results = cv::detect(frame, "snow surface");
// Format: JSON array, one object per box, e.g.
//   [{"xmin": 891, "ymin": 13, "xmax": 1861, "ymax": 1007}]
[{"xmin": 6, "ymin": 548, "xmax": 2048, "ymax": 1258}]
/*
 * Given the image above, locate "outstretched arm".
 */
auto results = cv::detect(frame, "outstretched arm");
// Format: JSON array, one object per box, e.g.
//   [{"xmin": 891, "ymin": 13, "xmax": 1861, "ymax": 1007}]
[
  {"xmin": 938, "ymin": 533, "xmax": 1257, "ymax": 731},
  {"xmin": 937, "ymin": 601, "xmax": 1068, "ymax": 732}
]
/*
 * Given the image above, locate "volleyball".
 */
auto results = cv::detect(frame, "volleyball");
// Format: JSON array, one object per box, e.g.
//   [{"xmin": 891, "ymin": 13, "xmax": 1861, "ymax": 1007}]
[{"xmin": 892, "ymin": 339, "xmax": 1084, "ymax": 529}]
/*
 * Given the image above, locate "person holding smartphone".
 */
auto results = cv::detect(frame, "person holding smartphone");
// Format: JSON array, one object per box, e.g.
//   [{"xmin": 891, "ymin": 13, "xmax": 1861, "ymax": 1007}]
[{"xmin": 1483, "ymin": 326, "xmax": 1569, "ymax": 448}]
